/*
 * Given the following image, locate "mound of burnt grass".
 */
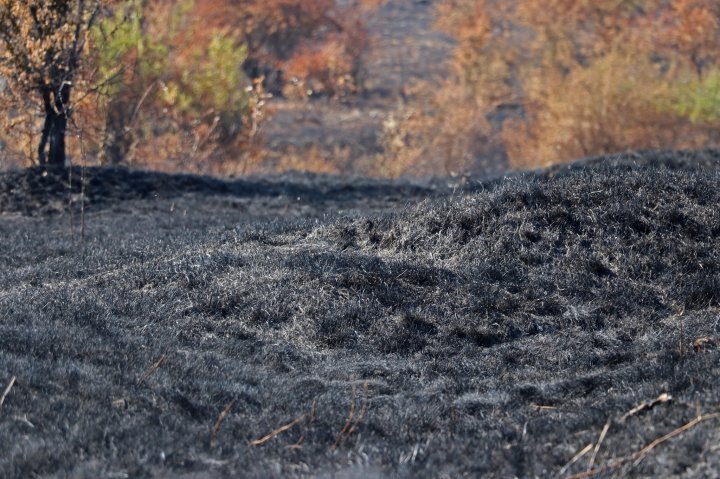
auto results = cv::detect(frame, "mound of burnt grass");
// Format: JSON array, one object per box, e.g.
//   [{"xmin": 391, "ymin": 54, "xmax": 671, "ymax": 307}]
[{"xmin": 1, "ymin": 150, "xmax": 720, "ymax": 478}]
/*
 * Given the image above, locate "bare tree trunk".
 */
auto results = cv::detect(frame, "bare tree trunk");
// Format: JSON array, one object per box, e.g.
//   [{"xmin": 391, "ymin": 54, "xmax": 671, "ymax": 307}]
[
  {"xmin": 48, "ymin": 83, "xmax": 70, "ymax": 166},
  {"xmin": 38, "ymin": 88, "xmax": 52, "ymax": 166},
  {"xmin": 102, "ymin": 95, "xmax": 134, "ymax": 164},
  {"xmin": 38, "ymin": 84, "xmax": 71, "ymax": 167}
]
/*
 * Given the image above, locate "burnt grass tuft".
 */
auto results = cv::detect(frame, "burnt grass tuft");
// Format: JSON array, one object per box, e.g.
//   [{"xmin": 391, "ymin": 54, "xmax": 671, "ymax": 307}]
[{"xmin": 1, "ymin": 150, "xmax": 720, "ymax": 478}]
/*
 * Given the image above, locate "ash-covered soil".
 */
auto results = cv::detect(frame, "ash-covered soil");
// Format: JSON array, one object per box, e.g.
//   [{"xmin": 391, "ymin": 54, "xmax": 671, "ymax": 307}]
[{"xmin": 1, "ymin": 150, "xmax": 720, "ymax": 478}]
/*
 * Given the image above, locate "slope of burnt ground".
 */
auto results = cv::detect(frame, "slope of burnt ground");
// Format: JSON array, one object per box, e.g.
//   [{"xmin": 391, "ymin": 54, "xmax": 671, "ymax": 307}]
[
  {"xmin": 1, "ymin": 150, "xmax": 719, "ymax": 478},
  {"xmin": 0, "ymin": 165, "xmax": 437, "ymax": 217}
]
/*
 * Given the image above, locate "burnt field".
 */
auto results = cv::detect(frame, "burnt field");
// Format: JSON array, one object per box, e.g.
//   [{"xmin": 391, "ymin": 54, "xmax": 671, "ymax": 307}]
[{"xmin": 1, "ymin": 150, "xmax": 720, "ymax": 478}]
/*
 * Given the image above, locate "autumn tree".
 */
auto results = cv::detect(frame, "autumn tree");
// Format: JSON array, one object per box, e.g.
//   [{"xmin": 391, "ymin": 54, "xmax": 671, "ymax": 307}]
[
  {"xmin": 0, "ymin": 0, "xmax": 102, "ymax": 167},
  {"xmin": 0, "ymin": 0, "xmax": 379, "ymax": 173},
  {"xmin": 88, "ymin": 0, "xmax": 268, "ymax": 174}
]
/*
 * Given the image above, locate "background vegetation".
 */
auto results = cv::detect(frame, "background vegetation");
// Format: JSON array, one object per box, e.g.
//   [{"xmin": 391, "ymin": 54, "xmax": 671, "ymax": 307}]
[
  {"xmin": 388, "ymin": 0, "xmax": 720, "ymax": 175},
  {"xmin": 0, "ymin": 0, "xmax": 379, "ymax": 174},
  {"xmin": 1, "ymin": 0, "xmax": 719, "ymax": 176}
]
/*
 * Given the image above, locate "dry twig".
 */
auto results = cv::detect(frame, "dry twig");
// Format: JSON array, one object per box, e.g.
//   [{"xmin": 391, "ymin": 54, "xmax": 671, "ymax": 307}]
[
  {"xmin": 250, "ymin": 400, "xmax": 317, "ymax": 448},
  {"xmin": 675, "ymin": 306, "xmax": 685, "ymax": 359},
  {"xmin": 136, "ymin": 353, "xmax": 166, "ymax": 385},
  {"xmin": 620, "ymin": 393, "xmax": 672, "ymax": 423},
  {"xmin": 0, "ymin": 376, "xmax": 16, "ymax": 409},
  {"xmin": 287, "ymin": 400, "xmax": 317, "ymax": 450},
  {"xmin": 532, "ymin": 404, "xmax": 559, "ymax": 411},
  {"xmin": 333, "ymin": 381, "xmax": 357, "ymax": 449},
  {"xmin": 587, "ymin": 420, "xmax": 611, "ymax": 471},
  {"xmin": 559, "ymin": 443, "xmax": 593, "ymax": 476},
  {"xmin": 332, "ymin": 381, "xmax": 369, "ymax": 450},
  {"xmin": 210, "ymin": 399, "xmax": 236, "ymax": 446},
  {"xmin": 250, "ymin": 413, "xmax": 307, "ymax": 447},
  {"xmin": 288, "ymin": 435, "xmax": 305, "ymax": 450},
  {"xmin": 345, "ymin": 382, "xmax": 369, "ymax": 439}
]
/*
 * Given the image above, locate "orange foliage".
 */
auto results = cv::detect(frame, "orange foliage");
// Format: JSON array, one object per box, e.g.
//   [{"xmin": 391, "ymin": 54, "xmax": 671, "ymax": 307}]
[
  {"xmin": 191, "ymin": 0, "xmax": 373, "ymax": 98},
  {"xmin": 376, "ymin": 0, "xmax": 502, "ymax": 177},
  {"xmin": 507, "ymin": 0, "xmax": 720, "ymax": 166},
  {"xmin": 282, "ymin": 23, "xmax": 369, "ymax": 99},
  {"xmin": 0, "ymin": 0, "xmax": 380, "ymax": 173},
  {"xmin": 503, "ymin": 51, "xmax": 700, "ymax": 169},
  {"xmin": 396, "ymin": 0, "xmax": 720, "ymax": 172},
  {"xmin": 655, "ymin": 0, "xmax": 720, "ymax": 75}
]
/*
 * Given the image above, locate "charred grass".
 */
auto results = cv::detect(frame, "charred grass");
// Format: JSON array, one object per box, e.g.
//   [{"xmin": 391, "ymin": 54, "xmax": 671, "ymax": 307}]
[{"xmin": 1, "ymin": 151, "xmax": 720, "ymax": 477}]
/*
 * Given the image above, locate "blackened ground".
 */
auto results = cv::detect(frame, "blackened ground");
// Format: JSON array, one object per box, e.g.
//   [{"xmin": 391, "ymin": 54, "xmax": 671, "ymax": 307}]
[
  {"xmin": 0, "ymin": 165, "xmax": 438, "ymax": 217},
  {"xmin": 1, "ymin": 150, "xmax": 719, "ymax": 478}
]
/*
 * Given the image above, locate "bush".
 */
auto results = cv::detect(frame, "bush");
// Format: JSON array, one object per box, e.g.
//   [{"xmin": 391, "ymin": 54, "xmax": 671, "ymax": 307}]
[
  {"xmin": 193, "ymin": 0, "xmax": 377, "ymax": 98},
  {"xmin": 389, "ymin": 0, "xmax": 720, "ymax": 173},
  {"xmin": 88, "ymin": 1, "xmax": 269, "ymax": 173}
]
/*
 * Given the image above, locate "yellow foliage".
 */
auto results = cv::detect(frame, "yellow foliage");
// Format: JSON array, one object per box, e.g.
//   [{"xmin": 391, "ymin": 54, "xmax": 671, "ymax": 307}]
[
  {"xmin": 393, "ymin": 0, "xmax": 720, "ymax": 173},
  {"xmin": 377, "ymin": 81, "xmax": 494, "ymax": 177}
]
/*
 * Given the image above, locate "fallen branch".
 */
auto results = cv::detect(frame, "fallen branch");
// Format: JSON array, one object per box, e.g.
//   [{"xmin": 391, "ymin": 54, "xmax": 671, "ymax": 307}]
[
  {"xmin": 0, "ymin": 376, "xmax": 16, "ymax": 409},
  {"xmin": 136, "ymin": 353, "xmax": 166, "ymax": 385},
  {"xmin": 210, "ymin": 399, "xmax": 236, "ymax": 446},
  {"xmin": 566, "ymin": 412, "xmax": 720, "ymax": 479},
  {"xmin": 249, "ymin": 413, "xmax": 307, "ymax": 447}
]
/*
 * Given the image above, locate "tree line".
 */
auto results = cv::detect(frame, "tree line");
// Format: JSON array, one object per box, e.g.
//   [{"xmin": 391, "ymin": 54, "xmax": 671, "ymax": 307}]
[
  {"xmin": 383, "ymin": 0, "xmax": 720, "ymax": 175},
  {"xmin": 3, "ymin": 1, "xmax": 718, "ymax": 177},
  {"xmin": 0, "ymin": 0, "xmax": 379, "ymax": 173}
]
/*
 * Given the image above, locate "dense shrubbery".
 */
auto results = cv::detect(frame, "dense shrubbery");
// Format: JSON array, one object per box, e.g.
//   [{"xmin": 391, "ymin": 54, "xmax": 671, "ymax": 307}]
[
  {"xmin": 0, "ymin": 0, "xmax": 379, "ymax": 174},
  {"xmin": 386, "ymin": 0, "xmax": 720, "ymax": 174},
  {"xmin": 4, "ymin": 1, "xmax": 719, "ymax": 177},
  {"xmin": 87, "ymin": 0, "xmax": 269, "ymax": 174}
]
